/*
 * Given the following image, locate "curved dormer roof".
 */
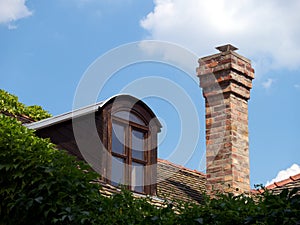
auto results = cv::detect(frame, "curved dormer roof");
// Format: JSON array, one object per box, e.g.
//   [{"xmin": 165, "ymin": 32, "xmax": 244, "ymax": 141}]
[{"xmin": 25, "ymin": 94, "xmax": 161, "ymax": 131}]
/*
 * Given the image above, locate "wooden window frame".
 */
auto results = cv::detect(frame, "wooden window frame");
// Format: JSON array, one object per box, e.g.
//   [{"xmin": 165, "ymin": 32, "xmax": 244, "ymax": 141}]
[
  {"xmin": 100, "ymin": 98, "xmax": 159, "ymax": 196},
  {"xmin": 109, "ymin": 113, "xmax": 149, "ymax": 193}
]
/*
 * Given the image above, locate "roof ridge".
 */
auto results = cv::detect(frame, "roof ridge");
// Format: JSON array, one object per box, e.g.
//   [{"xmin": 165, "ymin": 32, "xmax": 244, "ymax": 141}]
[
  {"xmin": 291, "ymin": 173, "xmax": 300, "ymax": 181},
  {"xmin": 157, "ymin": 158, "xmax": 206, "ymax": 176},
  {"xmin": 266, "ymin": 172, "xmax": 300, "ymax": 189},
  {"xmin": 252, "ymin": 172, "xmax": 300, "ymax": 193}
]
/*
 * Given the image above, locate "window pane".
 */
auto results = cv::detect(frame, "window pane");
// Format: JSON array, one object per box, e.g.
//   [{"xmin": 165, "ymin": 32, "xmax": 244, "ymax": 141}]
[
  {"xmin": 111, "ymin": 156, "xmax": 125, "ymax": 187},
  {"xmin": 132, "ymin": 129, "xmax": 144, "ymax": 160},
  {"xmin": 131, "ymin": 162, "xmax": 144, "ymax": 193},
  {"xmin": 112, "ymin": 122, "xmax": 125, "ymax": 154},
  {"xmin": 114, "ymin": 111, "xmax": 145, "ymax": 125}
]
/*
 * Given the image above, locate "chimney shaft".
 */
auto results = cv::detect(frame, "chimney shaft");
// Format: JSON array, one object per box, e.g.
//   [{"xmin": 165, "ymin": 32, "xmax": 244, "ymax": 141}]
[{"xmin": 197, "ymin": 44, "xmax": 254, "ymax": 195}]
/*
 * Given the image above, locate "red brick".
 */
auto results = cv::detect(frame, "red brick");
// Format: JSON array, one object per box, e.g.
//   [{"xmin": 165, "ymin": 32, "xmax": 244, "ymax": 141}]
[{"xmin": 198, "ymin": 44, "xmax": 254, "ymax": 196}]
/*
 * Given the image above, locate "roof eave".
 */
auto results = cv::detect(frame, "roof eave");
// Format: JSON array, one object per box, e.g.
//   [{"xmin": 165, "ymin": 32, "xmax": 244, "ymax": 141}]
[{"xmin": 24, "ymin": 102, "xmax": 103, "ymax": 130}]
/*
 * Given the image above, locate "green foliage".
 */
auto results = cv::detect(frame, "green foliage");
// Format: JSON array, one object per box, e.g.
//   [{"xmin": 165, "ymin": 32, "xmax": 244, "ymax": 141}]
[
  {"xmin": 0, "ymin": 89, "xmax": 51, "ymax": 121},
  {"xmin": 95, "ymin": 189, "xmax": 161, "ymax": 224},
  {"xmin": 0, "ymin": 115, "xmax": 102, "ymax": 224},
  {"xmin": 1, "ymin": 114, "xmax": 300, "ymax": 224},
  {"xmin": 176, "ymin": 189, "xmax": 300, "ymax": 225},
  {"xmin": 1, "ymin": 89, "xmax": 300, "ymax": 224}
]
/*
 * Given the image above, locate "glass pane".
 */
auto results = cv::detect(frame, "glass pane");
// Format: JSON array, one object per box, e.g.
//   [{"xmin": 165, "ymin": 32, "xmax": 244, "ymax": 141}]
[
  {"xmin": 131, "ymin": 162, "xmax": 144, "ymax": 193},
  {"xmin": 112, "ymin": 122, "xmax": 125, "ymax": 154},
  {"xmin": 114, "ymin": 111, "xmax": 145, "ymax": 125},
  {"xmin": 132, "ymin": 129, "xmax": 144, "ymax": 160},
  {"xmin": 111, "ymin": 156, "xmax": 125, "ymax": 186}
]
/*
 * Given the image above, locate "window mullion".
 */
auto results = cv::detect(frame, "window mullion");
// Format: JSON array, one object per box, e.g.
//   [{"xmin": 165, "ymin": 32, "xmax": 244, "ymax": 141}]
[
  {"xmin": 110, "ymin": 108, "xmax": 157, "ymax": 195},
  {"xmin": 126, "ymin": 124, "xmax": 131, "ymax": 189}
]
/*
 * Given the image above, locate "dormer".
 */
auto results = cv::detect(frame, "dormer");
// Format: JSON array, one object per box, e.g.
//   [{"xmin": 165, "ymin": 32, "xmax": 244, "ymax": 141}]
[{"xmin": 25, "ymin": 95, "xmax": 162, "ymax": 195}]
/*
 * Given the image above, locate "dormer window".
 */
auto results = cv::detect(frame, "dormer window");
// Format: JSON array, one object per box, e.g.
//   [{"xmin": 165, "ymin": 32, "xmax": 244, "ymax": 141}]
[
  {"xmin": 27, "ymin": 95, "xmax": 161, "ymax": 196},
  {"xmin": 101, "ymin": 96, "xmax": 161, "ymax": 195},
  {"xmin": 110, "ymin": 111, "xmax": 148, "ymax": 193}
]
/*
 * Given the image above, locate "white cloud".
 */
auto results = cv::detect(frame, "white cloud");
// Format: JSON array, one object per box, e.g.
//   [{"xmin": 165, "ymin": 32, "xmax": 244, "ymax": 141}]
[
  {"xmin": 7, "ymin": 23, "xmax": 17, "ymax": 30},
  {"xmin": 266, "ymin": 164, "xmax": 300, "ymax": 186},
  {"xmin": 294, "ymin": 84, "xmax": 300, "ymax": 89},
  {"xmin": 0, "ymin": 0, "xmax": 32, "ymax": 25},
  {"xmin": 140, "ymin": 0, "xmax": 300, "ymax": 73},
  {"xmin": 262, "ymin": 78, "xmax": 274, "ymax": 90}
]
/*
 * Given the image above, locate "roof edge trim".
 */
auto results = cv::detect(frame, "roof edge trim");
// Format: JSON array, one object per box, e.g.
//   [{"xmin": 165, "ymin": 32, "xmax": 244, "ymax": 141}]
[{"xmin": 24, "ymin": 94, "xmax": 162, "ymax": 130}]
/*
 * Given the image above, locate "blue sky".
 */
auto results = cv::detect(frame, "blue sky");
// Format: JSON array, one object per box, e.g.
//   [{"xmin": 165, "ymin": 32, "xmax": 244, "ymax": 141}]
[{"xmin": 1, "ymin": 0, "xmax": 300, "ymax": 188}]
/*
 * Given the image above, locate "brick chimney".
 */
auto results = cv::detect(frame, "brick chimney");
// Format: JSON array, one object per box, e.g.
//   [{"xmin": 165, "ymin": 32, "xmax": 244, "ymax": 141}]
[{"xmin": 197, "ymin": 44, "xmax": 254, "ymax": 195}]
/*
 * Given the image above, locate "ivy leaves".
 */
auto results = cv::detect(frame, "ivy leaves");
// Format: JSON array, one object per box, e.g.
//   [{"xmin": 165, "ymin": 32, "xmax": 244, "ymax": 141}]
[
  {"xmin": 0, "ymin": 89, "xmax": 51, "ymax": 121},
  {"xmin": 0, "ymin": 115, "xmax": 102, "ymax": 224},
  {"xmin": 1, "ymin": 89, "xmax": 300, "ymax": 224}
]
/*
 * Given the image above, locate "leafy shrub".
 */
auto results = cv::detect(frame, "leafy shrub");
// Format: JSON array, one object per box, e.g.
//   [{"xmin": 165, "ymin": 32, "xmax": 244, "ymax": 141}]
[
  {"xmin": 0, "ymin": 89, "xmax": 51, "ymax": 121},
  {"xmin": 176, "ymin": 189, "xmax": 300, "ymax": 225},
  {"xmin": 0, "ymin": 115, "xmax": 103, "ymax": 224},
  {"xmin": 1, "ymin": 89, "xmax": 300, "ymax": 224},
  {"xmin": 0, "ymin": 115, "xmax": 163, "ymax": 224}
]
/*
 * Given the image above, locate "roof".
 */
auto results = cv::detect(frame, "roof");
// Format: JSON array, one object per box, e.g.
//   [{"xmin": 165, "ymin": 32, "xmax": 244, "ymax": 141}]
[
  {"xmin": 25, "ymin": 94, "xmax": 162, "ymax": 130},
  {"xmin": 253, "ymin": 173, "xmax": 300, "ymax": 195},
  {"xmin": 96, "ymin": 179, "xmax": 166, "ymax": 207},
  {"xmin": 25, "ymin": 102, "xmax": 103, "ymax": 130},
  {"xmin": 157, "ymin": 159, "xmax": 206, "ymax": 203},
  {"xmin": 22, "ymin": 94, "xmax": 206, "ymax": 202},
  {"xmin": 95, "ymin": 159, "xmax": 206, "ymax": 204}
]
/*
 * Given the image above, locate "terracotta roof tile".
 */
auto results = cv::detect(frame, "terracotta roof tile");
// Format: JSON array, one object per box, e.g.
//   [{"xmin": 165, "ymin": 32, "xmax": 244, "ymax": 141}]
[
  {"xmin": 266, "ymin": 183, "xmax": 277, "ymax": 190},
  {"xmin": 157, "ymin": 159, "xmax": 206, "ymax": 177},
  {"xmin": 291, "ymin": 173, "xmax": 300, "ymax": 181},
  {"xmin": 93, "ymin": 159, "xmax": 207, "ymax": 204},
  {"xmin": 157, "ymin": 159, "xmax": 206, "ymax": 204},
  {"xmin": 253, "ymin": 173, "xmax": 300, "ymax": 195},
  {"xmin": 266, "ymin": 173, "xmax": 300, "ymax": 189},
  {"xmin": 96, "ymin": 179, "xmax": 166, "ymax": 207}
]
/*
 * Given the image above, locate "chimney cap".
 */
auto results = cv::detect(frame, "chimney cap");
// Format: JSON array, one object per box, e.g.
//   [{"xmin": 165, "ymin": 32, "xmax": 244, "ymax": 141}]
[{"xmin": 216, "ymin": 44, "xmax": 238, "ymax": 53}]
